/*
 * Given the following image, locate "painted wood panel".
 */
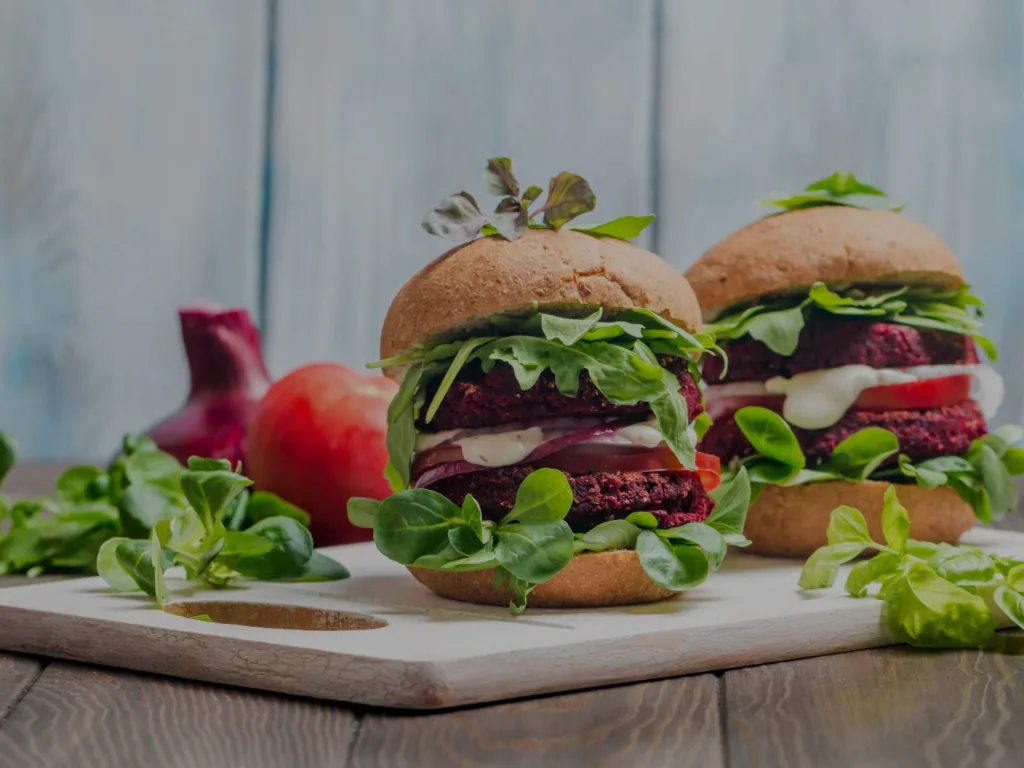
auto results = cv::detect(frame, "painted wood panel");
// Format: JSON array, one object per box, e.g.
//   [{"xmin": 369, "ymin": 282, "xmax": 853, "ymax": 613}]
[
  {"xmin": 0, "ymin": 1, "xmax": 267, "ymax": 460},
  {"xmin": 658, "ymin": 0, "xmax": 1024, "ymax": 424},
  {"xmin": 263, "ymin": 0, "xmax": 657, "ymax": 375}
]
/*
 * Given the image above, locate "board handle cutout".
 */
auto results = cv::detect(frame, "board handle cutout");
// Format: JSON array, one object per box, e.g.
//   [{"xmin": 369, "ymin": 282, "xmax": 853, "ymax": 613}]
[{"xmin": 163, "ymin": 601, "xmax": 387, "ymax": 631}]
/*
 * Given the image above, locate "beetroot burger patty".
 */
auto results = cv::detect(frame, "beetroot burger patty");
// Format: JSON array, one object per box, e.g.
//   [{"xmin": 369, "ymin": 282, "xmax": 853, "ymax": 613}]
[
  {"xmin": 701, "ymin": 400, "xmax": 987, "ymax": 466},
  {"xmin": 421, "ymin": 356, "xmax": 703, "ymax": 431},
  {"xmin": 428, "ymin": 467, "xmax": 714, "ymax": 531},
  {"xmin": 704, "ymin": 313, "xmax": 977, "ymax": 384}
]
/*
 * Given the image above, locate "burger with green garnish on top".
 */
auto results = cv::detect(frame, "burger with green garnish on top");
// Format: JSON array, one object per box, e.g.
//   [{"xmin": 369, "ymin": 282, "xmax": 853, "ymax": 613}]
[
  {"xmin": 686, "ymin": 172, "xmax": 1023, "ymax": 558},
  {"xmin": 347, "ymin": 158, "xmax": 750, "ymax": 613}
]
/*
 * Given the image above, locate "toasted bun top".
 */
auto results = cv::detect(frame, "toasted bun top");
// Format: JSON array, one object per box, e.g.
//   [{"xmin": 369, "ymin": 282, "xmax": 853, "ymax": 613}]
[
  {"xmin": 685, "ymin": 207, "xmax": 965, "ymax": 319},
  {"xmin": 380, "ymin": 229, "xmax": 702, "ymax": 361}
]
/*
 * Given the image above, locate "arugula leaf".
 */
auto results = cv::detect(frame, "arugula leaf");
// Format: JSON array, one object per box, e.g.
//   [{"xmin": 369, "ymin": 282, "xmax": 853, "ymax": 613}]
[
  {"xmin": 574, "ymin": 215, "xmax": 654, "ymax": 240},
  {"xmin": 535, "ymin": 172, "xmax": 596, "ymax": 230},
  {"xmin": 741, "ymin": 305, "xmax": 806, "ymax": 356},
  {"xmin": 540, "ymin": 310, "xmax": 603, "ymax": 346}
]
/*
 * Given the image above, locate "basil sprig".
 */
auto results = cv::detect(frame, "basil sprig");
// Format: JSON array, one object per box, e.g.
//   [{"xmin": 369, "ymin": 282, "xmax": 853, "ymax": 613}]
[
  {"xmin": 349, "ymin": 468, "xmax": 751, "ymax": 614},
  {"xmin": 799, "ymin": 485, "xmax": 1024, "ymax": 649},
  {"xmin": 423, "ymin": 157, "xmax": 654, "ymax": 243},
  {"xmin": 730, "ymin": 407, "xmax": 1024, "ymax": 522},
  {"xmin": 706, "ymin": 282, "xmax": 995, "ymax": 360},
  {"xmin": 98, "ymin": 457, "xmax": 349, "ymax": 608},
  {"xmin": 759, "ymin": 171, "xmax": 904, "ymax": 213},
  {"xmin": 372, "ymin": 308, "xmax": 719, "ymax": 490}
]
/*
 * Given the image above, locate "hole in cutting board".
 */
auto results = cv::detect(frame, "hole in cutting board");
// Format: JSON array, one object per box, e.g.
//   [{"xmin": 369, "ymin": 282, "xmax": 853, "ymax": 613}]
[{"xmin": 163, "ymin": 601, "xmax": 387, "ymax": 631}]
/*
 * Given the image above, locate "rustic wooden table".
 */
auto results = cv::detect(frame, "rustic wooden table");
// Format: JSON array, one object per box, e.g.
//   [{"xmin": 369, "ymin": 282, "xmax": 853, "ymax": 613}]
[{"xmin": 3, "ymin": 466, "xmax": 1024, "ymax": 768}]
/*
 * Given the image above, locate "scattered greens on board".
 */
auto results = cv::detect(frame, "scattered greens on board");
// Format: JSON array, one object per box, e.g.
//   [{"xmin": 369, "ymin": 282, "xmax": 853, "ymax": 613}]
[
  {"xmin": 729, "ymin": 407, "xmax": 1024, "ymax": 524},
  {"xmin": 370, "ymin": 307, "xmax": 720, "ymax": 491},
  {"xmin": 759, "ymin": 171, "xmax": 904, "ymax": 214},
  {"xmin": 706, "ymin": 282, "xmax": 995, "ymax": 359},
  {"xmin": 800, "ymin": 485, "xmax": 1024, "ymax": 649},
  {"xmin": 348, "ymin": 467, "xmax": 751, "ymax": 614},
  {"xmin": 422, "ymin": 156, "xmax": 654, "ymax": 243},
  {"xmin": 0, "ymin": 431, "xmax": 347, "ymax": 608}
]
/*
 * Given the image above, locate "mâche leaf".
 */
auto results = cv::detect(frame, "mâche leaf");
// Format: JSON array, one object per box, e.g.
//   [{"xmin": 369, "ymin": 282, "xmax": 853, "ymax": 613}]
[
  {"xmin": 374, "ymin": 489, "xmax": 462, "ymax": 565},
  {"xmin": 495, "ymin": 521, "xmax": 574, "ymax": 583},
  {"xmin": 734, "ymin": 407, "xmax": 805, "ymax": 468},
  {"xmin": 535, "ymin": 172, "xmax": 596, "ymax": 230},
  {"xmin": 578, "ymin": 520, "xmax": 642, "ymax": 553},
  {"xmin": 826, "ymin": 505, "xmax": 873, "ymax": 547},
  {"xmin": 798, "ymin": 542, "xmax": 867, "ymax": 589},
  {"xmin": 500, "ymin": 468, "xmax": 573, "ymax": 525},
  {"xmin": 635, "ymin": 532, "xmax": 709, "ymax": 591}
]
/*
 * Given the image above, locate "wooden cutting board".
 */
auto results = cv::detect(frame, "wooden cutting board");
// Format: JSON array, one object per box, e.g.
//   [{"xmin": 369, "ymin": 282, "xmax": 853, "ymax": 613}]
[{"xmin": 1, "ymin": 528, "xmax": 1021, "ymax": 710}]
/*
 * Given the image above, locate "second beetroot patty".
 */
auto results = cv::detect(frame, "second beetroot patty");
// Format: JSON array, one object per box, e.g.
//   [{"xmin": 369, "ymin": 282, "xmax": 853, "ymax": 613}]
[
  {"xmin": 427, "ymin": 466, "xmax": 714, "ymax": 532},
  {"xmin": 700, "ymin": 400, "xmax": 987, "ymax": 466},
  {"xmin": 420, "ymin": 356, "xmax": 703, "ymax": 432},
  {"xmin": 703, "ymin": 313, "xmax": 977, "ymax": 384}
]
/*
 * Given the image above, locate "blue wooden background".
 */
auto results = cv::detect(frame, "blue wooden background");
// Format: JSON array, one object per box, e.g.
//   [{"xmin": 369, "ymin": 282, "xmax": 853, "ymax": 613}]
[{"xmin": 2, "ymin": 0, "xmax": 1022, "ymax": 461}]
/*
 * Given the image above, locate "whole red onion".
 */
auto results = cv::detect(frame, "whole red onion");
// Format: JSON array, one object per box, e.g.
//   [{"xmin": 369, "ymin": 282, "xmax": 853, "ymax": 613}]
[{"xmin": 145, "ymin": 305, "xmax": 272, "ymax": 465}]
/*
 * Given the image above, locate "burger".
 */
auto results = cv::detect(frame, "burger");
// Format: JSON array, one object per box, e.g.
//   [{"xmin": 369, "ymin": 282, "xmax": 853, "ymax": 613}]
[
  {"xmin": 348, "ymin": 158, "xmax": 751, "ymax": 612},
  {"xmin": 685, "ymin": 172, "xmax": 1023, "ymax": 557}
]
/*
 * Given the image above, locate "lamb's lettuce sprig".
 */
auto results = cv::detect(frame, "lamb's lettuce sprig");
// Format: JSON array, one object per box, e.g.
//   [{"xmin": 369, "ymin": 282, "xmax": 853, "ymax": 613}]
[
  {"xmin": 799, "ymin": 485, "xmax": 1024, "ymax": 649},
  {"xmin": 730, "ymin": 407, "xmax": 1024, "ymax": 522},
  {"xmin": 372, "ymin": 308, "xmax": 720, "ymax": 491},
  {"xmin": 706, "ymin": 282, "xmax": 995, "ymax": 359},
  {"xmin": 98, "ymin": 457, "xmax": 349, "ymax": 608},
  {"xmin": 348, "ymin": 467, "xmax": 751, "ymax": 614}
]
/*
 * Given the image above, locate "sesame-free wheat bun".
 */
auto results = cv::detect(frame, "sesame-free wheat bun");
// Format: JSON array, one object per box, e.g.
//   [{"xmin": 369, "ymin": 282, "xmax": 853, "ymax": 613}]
[
  {"xmin": 743, "ymin": 481, "xmax": 975, "ymax": 558},
  {"xmin": 408, "ymin": 549, "xmax": 678, "ymax": 608},
  {"xmin": 685, "ymin": 207, "xmax": 965, "ymax": 319},
  {"xmin": 380, "ymin": 229, "xmax": 703, "ymax": 363}
]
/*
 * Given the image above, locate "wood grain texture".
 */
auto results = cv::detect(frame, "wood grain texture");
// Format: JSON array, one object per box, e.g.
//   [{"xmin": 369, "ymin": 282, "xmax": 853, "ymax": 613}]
[
  {"xmin": 0, "ymin": 1, "xmax": 267, "ymax": 461},
  {"xmin": 0, "ymin": 654, "xmax": 43, "ymax": 722},
  {"xmin": 0, "ymin": 662, "xmax": 358, "ymax": 768},
  {"xmin": 658, "ymin": 0, "xmax": 1024, "ymax": 426},
  {"xmin": 263, "ymin": 0, "xmax": 656, "ymax": 376},
  {"xmin": 725, "ymin": 637, "xmax": 1024, "ymax": 768},
  {"xmin": 352, "ymin": 675, "xmax": 722, "ymax": 768}
]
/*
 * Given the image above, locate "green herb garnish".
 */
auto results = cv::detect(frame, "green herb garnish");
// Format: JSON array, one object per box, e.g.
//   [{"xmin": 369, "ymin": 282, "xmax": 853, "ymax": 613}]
[
  {"xmin": 729, "ymin": 408, "xmax": 1024, "ymax": 522},
  {"xmin": 371, "ymin": 308, "xmax": 719, "ymax": 491},
  {"xmin": 349, "ymin": 468, "xmax": 751, "ymax": 613},
  {"xmin": 799, "ymin": 485, "xmax": 1024, "ymax": 649},
  {"xmin": 98, "ymin": 456, "xmax": 349, "ymax": 607},
  {"xmin": 422, "ymin": 157, "xmax": 653, "ymax": 243},
  {"xmin": 707, "ymin": 282, "xmax": 995, "ymax": 359},
  {"xmin": 759, "ymin": 171, "xmax": 904, "ymax": 214}
]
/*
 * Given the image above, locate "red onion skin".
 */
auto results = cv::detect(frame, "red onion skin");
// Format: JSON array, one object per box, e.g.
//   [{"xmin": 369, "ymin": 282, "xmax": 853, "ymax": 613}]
[{"xmin": 145, "ymin": 306, "xmax": 271, "ymax": 466}]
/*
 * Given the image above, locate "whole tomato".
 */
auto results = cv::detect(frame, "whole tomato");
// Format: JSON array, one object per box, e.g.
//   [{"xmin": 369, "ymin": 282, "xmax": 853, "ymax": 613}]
[{"xmin": 246, "ymin": 363, "xmax": 397, "ymax": 545}]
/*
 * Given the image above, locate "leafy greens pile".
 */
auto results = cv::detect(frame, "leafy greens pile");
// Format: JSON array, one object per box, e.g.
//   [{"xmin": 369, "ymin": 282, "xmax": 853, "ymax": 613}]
[
  {"xmin": 799, "ymin": 485, "xmax": 1024, "ymax": 648},
  {"xmin": 729, "ymin": 407, "xmax": 1024, "ymax": 523},
  {"xmin": 371, "ymin": 307, "xmax": 719, "ymax": 491},
  {"xmin": 0, "ymin": 431, "xmax": 347, "ymax": 607},
  {"xmin": 759, "ymin": 171, "xmax": 904, "ymax": 213},
  {"xmin": 422, "ymin": 157, "xmax": 654, "ymax": 243},
  {"xmin": 349, "ymin": 467, "xmax": 751, "ymax": 613},
  {"xmin": 706, "ymin": 282, "xmax": 994, "ymax": 359}
]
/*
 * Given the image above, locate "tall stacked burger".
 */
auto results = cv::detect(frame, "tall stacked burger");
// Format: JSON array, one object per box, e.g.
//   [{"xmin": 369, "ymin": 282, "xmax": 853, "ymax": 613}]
[
  {"xmin": 348, "ymin": 158, "xmax": 750, "ymax": 612},
  {"xmin": 687, "ymin": 173, "xmax": 1024, "ymax": 557}
]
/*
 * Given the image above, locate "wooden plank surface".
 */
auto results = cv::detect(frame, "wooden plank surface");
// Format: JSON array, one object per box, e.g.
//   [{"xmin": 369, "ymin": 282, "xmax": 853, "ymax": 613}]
[
  {"xmin": 657, "ymin": 0, "xmax": 1024, "ymax": 427},
  {"xmin": 263, "ymin": 0, "xmax": 656, "ymax": 376},
  {"xmin": 0, "ymin": 654, "xmax": 43, "ymax": 722},
  {"xmin": 0, "ymin": 1, "xmax": 268, "ymax": 462},
  {"xmin": 0, "ymin": 662, "xmax": 359, "ymax": 768},
  {"xmin": 351, "ymin": 676, "xmax": 722, "ymax": 768},
  {"xmin": 725, "ymin": 638, "xmax": 1024, "ymax": 768}
]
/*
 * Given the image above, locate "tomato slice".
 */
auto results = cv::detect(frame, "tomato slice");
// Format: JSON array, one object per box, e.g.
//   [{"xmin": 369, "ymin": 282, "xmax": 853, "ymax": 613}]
[{"xmin": 853, "ymin": 374, "xmax": 972, "ymax": 412}]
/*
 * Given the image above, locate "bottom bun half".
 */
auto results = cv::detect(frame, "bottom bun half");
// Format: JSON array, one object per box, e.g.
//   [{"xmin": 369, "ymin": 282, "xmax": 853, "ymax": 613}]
[
  {"xmin": 408, "ymin": 549, "xmax": 677, "ymax": 608},
  {"xmin": 745, "ymin": 480, "xmax": 976, "ymax": 558}
]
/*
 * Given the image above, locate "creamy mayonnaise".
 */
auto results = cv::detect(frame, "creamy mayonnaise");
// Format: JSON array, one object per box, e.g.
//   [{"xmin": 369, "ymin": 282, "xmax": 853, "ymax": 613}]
[{"xmin": 706, "ymin": 364, "xmax": 1004, "ymax": 430}]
